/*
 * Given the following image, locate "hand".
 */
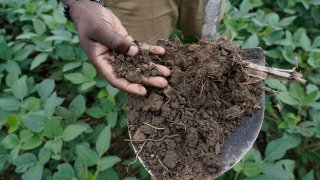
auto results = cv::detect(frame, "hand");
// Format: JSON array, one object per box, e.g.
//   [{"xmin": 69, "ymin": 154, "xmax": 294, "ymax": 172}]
[{"xmin": 68, "ymin": 0, "xmax": 170, "ymax": 96}]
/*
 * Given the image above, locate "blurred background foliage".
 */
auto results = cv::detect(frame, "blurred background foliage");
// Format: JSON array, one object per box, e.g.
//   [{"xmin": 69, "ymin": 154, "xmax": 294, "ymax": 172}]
[{"xmin": 0, "ymin": 0, "xmax": 319, "ymax": 179}]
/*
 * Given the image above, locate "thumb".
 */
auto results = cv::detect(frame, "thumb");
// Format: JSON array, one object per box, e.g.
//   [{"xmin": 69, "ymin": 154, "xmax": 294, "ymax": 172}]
[{"xmin": 91, "ymin": 26, "xmax": 138, "ymax": 56}]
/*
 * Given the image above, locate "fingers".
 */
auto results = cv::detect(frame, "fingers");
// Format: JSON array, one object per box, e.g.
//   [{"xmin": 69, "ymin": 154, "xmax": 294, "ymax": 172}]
[
  {"xmin": 155, "ymin": 64, "xmax": 171, "ymax": 77},
  {"xmin": 141, "ymin": 76, "xmax": 168, "ymax": 88},
  {"xmin": 109, "ymin": 77, "xmax": 147, "ymax": 96},
  {"xmin": 140, "ymin": 43, "xmax": 165, "ymax": 55},
  {"xmin": 91, "ymin": 25, "xmax": 138, "ymax": 56}
]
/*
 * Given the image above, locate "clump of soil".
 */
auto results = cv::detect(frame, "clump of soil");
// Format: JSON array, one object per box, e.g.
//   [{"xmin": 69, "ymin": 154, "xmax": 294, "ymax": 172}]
[{"xmin": 109, "ymin": 39, "xmax": 262, "ymax": 180}]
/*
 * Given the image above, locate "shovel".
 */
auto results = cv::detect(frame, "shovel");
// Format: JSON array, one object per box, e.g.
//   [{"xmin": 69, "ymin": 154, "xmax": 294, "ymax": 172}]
[
  {"xmin": 128, "ymin": 0, "xmax": 265, "ymax": 179},
  {"xmin": 201, "ymin": 0, "xmax": 265, "ymax": 177}
]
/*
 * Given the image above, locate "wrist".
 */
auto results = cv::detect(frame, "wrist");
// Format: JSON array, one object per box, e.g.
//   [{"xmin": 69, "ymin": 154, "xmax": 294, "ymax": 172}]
[{"xmin": 63, "ymin": 0, "xmax": 105, "ymax": 21}]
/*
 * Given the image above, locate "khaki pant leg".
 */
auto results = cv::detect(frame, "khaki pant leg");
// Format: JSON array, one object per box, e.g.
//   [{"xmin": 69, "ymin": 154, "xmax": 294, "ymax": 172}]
[
  {"xmin": 177, "ymin": 0, "xmax": 205, "ymax": 38},
  {"xmin": 178, "ymin": 0, "xmax": 225, "ymax": 38},
  {"xmin": 107, "ymin": 0, "xmax": 179, "ymax": 44}
]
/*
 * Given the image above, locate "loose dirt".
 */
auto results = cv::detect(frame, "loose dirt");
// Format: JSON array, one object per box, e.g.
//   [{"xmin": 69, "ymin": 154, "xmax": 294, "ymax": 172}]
[{"xmin": 109, "ymin": 39, "xmax": 262, "ymax": 180}]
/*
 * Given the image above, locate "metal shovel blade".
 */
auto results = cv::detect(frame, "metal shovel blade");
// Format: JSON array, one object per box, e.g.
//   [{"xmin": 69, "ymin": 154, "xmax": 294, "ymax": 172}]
[
  {"xmin": 202, "ymin": 0, "xmax": 265, "ymax": 177},
  {"xmin": 215, "ymin": 48, "xmax": 265, "ymax": 177}
]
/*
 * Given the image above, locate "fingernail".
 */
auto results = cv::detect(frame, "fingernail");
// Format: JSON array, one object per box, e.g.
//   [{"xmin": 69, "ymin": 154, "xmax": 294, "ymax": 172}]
[
  {"xmin": 157, "ymin": 47, "xmax": 165, "ymax": 55},
  {"xmin": 127, "ymin": 45, "xmax": 138, "ymax": 56},
  {"xmin": 138, "ymin": 86, "xmax": 147, "ymax": 96}
]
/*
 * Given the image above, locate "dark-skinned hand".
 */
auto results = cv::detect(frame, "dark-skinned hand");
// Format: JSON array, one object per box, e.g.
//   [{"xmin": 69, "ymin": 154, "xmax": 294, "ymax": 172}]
[{"xmin": 67, "ymin": 0, "xmax": 170, "ymax": 96}]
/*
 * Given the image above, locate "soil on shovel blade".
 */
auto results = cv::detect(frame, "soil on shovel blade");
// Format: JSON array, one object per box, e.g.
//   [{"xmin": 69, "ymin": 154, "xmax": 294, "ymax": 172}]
[{"xmin": 109, "ymin": 39, "xmax": 262, "ymax": 180}]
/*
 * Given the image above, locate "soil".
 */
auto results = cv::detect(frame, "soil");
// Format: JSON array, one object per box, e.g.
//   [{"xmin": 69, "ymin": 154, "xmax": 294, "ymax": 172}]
[{"xmin": 109, "ymin": 39, "xmax": 262, "ymax": 180}]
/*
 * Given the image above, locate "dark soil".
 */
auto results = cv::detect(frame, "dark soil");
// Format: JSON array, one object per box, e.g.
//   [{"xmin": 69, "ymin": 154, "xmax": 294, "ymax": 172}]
[{"xmin": 109, "ymin": 39, "xmax": 262, "ymax": 180}]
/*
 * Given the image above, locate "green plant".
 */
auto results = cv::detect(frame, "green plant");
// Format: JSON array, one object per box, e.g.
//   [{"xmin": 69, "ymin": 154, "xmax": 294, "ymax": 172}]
[
  {"xmin": 0, "ymin": 0, "xmax": 319, "ymax": 179},
  {"xmin": 217, "ymin": 0, "xmax": 320, "ymax": 179},
  {"xmin": 0, "ymin": 0, "xmax": 149, "ymax": 179}
]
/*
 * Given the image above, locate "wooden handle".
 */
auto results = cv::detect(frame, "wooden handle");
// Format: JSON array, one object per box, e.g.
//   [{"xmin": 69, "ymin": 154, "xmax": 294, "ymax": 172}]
[{"xmin": 202, "ymin": 0, "xmax": 223, "ymax": 40}]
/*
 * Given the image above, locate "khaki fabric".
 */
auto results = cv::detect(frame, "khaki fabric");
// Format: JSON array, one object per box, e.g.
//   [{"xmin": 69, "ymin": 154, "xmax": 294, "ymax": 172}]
[{"xmin": 107, "ymin": 0, "xmax": 224, "ymax": 44}]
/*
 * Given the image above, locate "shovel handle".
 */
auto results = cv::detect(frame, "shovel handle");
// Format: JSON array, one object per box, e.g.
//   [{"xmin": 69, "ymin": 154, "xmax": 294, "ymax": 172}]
[{"xmin": 202, "ymin": 0, "xmax": 223, "ymax": 40}]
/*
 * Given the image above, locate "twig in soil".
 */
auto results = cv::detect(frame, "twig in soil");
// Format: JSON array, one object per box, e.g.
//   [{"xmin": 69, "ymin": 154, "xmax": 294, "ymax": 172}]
[
  {"xmin": 172, "ymin": 122, "xmax": 187, "ymax": 131},
  {"xmin": 126, "ymin": 134, "xmax": 180, "ymax": 142},
  {"xmin": 143, "ymin": 122, "xmax": 165, "ymax": 130},
  {"xmin": 126, "ymin": 141, "xmax": 147, "ymax": 172},
  {"xmin": 158, "ymin": 158, "xmax": 169, "ymax": 171},
  {"xmin": 240, "ymin": 79, "xmax": 263, "ymax": 85},
  {"xmin": 243, "ymin": 62, "xmax": 306, "ymax": 84}
]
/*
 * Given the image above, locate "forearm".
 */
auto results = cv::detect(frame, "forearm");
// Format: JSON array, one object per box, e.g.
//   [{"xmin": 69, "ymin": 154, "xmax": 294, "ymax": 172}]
[{"xmin": 63, "ymin": 0, "xmax": 76, "ymax": 6}]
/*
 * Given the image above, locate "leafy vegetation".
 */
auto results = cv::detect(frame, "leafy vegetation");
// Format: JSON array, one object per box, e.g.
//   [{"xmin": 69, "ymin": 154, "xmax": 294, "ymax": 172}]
[{"xmin": 0, "ymin": 0, "xmax": 319, "ymax": 179}]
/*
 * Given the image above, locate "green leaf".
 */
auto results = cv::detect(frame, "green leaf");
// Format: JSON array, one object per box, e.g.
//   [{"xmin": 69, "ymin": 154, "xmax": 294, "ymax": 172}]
[
  {"xmin": 69, "ymin": 95, "xmax": 86, "ymax": 118},
  {"xmin": 64, "ymin": 73, "xmax": 87, "ymax": 84},
  {"xmin": 107, "ymin": 112, "xmax": 118, "ymax": 128},
  {"xmin": 96, "ymin": 125, "xmax": 111, "ymax": 156},
  {"xmin": 98, "ymin": 168, "xmax": 119, "ymax": 180},
  {"xmin": 98, "ymin": 156, "xmax": 121, "ymax": 171},
  {"xmin": 0, "ymin": 97, "xmax": 20, "ymax": 111},
  {"xmin": 265, "ymin": 138, "xmax": 291, "ymax": 161},
  {"xmin": 278, "ymin": 16, "xmax": 297, "ymax": 26},
  {"xmin": 302, "ymin": 91, "xmax": 318, "ymax": 106},
  {"xmin": 243, "ymin": 34, "xmax": 259, "ymax": 48},
  {"xmin": 33, "ymin": 19, "xmax": 46, "ymax": 34},
  {"xmin": 63, "ymin": 123, "xmax": 88, "ymax": 141},
  {"xmin": 6, "ymin": 72, "xmax": 19, "ymax": 87},
  {"xmin": 38, "ymin": 148, "xmax": 51, "ymax": 165},
  {"xmin": 5, "ymin": 114, "xmax": 20, "ymax": 133},
  {"xmin": 37, "ymin": 79, "xmax": 55, "ymax": 99},
  {"xmin": 30, "ymin": 53, "xmax": 49, "ymax": 70},
  {"xmin": 241, "ymin": 162, "xmax": 264, "ymax": 177},
  {"xmin": 53, "ymin": 163, "xmax": 76, "ymax": 180},
  {"xmin": 56, "ymin": 44, "xmax": 74, "ymax": 60},
  {"xmin": 289, "ymin": 82, "xmax": 304, "ymax": 101},
  {"xmin": 302, "ymin": 170, "xmax": 314, "ymax": 180},
  {"xmin": 12, "ymin": 77, "xmax": 28, "ymax": 99},
  {"xmin": 106, "ymin": 84, "xmax": 120, "ymax": 97},
  {"xmin": 312, "ymin": 36, "xmax": 320, "ymax": 47},
  {"xmin": 265, "ymin": 80, "xmax": 287, "ymax": 91},
  {"xmin": 16, "ymin": 32, "xmax": 38, "ymax": 39},
  {"xmin": 62, "ymin": 62, "xmax": 82, "ymax": 72},
  {"xmin": 100, "ymin": 98, "xmax": 115, "ymax": 112},
  {"xmin": 13, "ymin": 153, "xmax": 37, "ymax": 173},
  {"xmin": 14, "ymin": 45, "xmax": 34, "ymax": 61},
  {"xmin": 262, "ymin": 162, "xmax": 294, "ymax": 180},
  {"xmin": 277, "ymin": 92, "xmax": 300, "ymax": 105},
  {"xmin": 80, "ymin": 81, "xmax": 96, "ymax": 91},
  {"xmin": 44, "ymin": 92, "xmax": 64, "ymax": 117},
  {"xmin": 83, "ymin": 62, "xmax": 96, "ymax": 80},
  {"xmin": 123, "ymin": 177, "xmax": 138, "ymax": 180},
  {"xmin": 263, "ymin": 31, "xmax": 284, "ymax": 45},
  {"xmin": 44, "ymin": 139, "xmax": 63, "ymax": 160},
  {"xmin": 22, "ymin": 164, "xmax": 43, "ymax": 180},
  {"xmin": 21, "ymin": 135, "xmax": 42, "ymax": 150},
  {"xmin": 300, "ymin": 32, "xmax": 312, "ymax": 50},
  {"xmin": 76, "ymin": 144, "xmax": 99, "ymax": 166},
  {"xmin": 266, "ymin": 12, "xmax": 280, "ymax": 26},
  {"xmin": 23, "ymin": 97, "xmax": 41, "ymax": 112},
  {"xmin": 21, "ymin": 114, "xmax": 48, "ymax": 133},
  {"xmin": 43, "ymin": 118, "xmax": 63, "ymax": 138},
  {"xmin": 307, "ymin": 52, "xmax": 320, "ymax": 68},
  {"xmin": 0, "ymin": 41, "xmax": 12, "ymax": 60},
  {"xmin": 74, "ymin": 158, "xmax": 87, "ymax": 180},
  {"xmin": 86, "ymin": 107, "xmax": 106, "ymax": 118},
  {"xmin": 1, "ymin": 134, "xmax": 20, "ymax": 149}
]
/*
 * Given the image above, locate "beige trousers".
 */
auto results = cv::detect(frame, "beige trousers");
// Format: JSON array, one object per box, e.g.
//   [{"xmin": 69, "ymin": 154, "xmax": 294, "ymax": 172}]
[{"xmin": 107, "ymin": 0, "xmax": 224, "ymax": 44}]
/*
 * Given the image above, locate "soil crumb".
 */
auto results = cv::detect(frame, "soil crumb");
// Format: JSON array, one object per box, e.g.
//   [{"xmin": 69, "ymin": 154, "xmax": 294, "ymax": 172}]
[{"xmin": 109, "ymin": 39, "xmax": 262, "ymax": 180}]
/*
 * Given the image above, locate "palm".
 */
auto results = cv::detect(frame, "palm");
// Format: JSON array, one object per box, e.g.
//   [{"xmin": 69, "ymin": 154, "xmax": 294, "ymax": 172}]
[{"xmin": 70, "ymin": 1, "xmax": 170, "ymax": 96}]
